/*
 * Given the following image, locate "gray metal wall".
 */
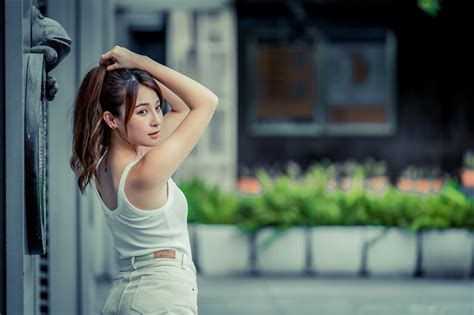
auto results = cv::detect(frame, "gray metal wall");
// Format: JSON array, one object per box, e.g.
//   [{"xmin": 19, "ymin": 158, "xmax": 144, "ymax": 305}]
[
  {"xmin": 5, "ymin": 0, "xmax": 38, "ymax": 314},
  {"xmin": 47, "ymin": 1, "xmax": 114, "ymax": 314},
  {"xmin": 1, "ymin": 0, "xmax": 5, "ymax": 312},
  {"xmin": 46, "ymin": 1, "xmax": 80, "ymax": 313},
  {"xmin": 4, "ymin": 0, "xmax": 114, "ymax": 314}
]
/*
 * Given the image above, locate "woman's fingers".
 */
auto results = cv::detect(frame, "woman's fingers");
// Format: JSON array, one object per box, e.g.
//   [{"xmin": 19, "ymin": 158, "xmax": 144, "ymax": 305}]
[
  {"xmin": 102, "ymin": 46, "xmax": 121, "ymax": 58},
  {"xmin": 100, "ymin": 46, "xmax": 139, "ymax": 71},
  {"xmin": 107, "ymin": 62, "xmax": 120, "ymax": 71},
  {"xmin": 100, "ymin": 46, "xmax": 121, "ymax": 66},
  {"xmin": 100, "ymin": 50, "xmax": 115, "ymax": 64},
  {"xmin": 101, "ymin": 51, "xmax": 113, "ymax": 60}
]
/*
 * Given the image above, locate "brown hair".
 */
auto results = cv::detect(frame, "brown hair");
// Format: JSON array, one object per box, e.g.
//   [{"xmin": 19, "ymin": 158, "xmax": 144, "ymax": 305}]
[{"xmin": 70, "ymin": 65, "xmax": 163, "ymax": 194}]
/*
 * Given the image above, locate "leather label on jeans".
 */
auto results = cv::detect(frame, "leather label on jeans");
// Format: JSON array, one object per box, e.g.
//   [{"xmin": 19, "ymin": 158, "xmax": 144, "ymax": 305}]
[{"xmin": 154, "ymin": 250, "xmax": 176, "ymax": 259}]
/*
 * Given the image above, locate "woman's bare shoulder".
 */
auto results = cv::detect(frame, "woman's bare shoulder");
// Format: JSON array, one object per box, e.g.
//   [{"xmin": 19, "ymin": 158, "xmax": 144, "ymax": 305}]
[{"xmin": 128, "ymin": 151, "xmax": 169, "ymax": 190}]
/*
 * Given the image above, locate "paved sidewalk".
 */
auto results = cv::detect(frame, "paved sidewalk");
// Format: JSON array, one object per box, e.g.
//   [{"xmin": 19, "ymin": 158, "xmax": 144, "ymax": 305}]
[{"xmin": 196, "ymin": 276, "xmax": 474, "ymax": 315}]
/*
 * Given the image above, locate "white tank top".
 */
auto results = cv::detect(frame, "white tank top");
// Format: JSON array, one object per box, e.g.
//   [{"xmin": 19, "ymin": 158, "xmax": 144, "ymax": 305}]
[{"xmin": 93, "ymin": 151, "xmax": 192, "ymax": 260}]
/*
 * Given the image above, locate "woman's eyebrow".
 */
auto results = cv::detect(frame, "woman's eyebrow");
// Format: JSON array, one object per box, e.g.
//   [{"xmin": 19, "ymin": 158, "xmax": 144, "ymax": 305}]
[{"xmin": 135, "ymin": 100, "xmax": 161, "ymax": 107}]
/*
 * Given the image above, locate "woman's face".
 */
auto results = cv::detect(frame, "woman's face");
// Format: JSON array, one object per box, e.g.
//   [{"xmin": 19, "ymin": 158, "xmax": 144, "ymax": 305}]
[{"xmin": 116, "ymin": 84, "xmax": 163, "ymax": 148}]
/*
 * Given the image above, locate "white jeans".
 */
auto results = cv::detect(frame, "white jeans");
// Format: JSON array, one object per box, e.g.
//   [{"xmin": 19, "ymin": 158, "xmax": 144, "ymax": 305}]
[{"xmin": 101, "ymin": 251, "xmax": 198, "ymax": 315}]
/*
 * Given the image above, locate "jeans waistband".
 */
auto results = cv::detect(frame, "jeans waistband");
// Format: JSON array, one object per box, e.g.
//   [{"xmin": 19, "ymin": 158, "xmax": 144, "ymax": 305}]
[{"xmin": 119, "ymin": 249, "xmax": 196, "ymax": 274}]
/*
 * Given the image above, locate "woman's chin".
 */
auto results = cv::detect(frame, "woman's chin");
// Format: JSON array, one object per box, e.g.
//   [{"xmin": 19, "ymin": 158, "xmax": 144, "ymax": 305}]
[{"xmin": 144, "ymin": 142, "xmax": 160, "ymax": 148}]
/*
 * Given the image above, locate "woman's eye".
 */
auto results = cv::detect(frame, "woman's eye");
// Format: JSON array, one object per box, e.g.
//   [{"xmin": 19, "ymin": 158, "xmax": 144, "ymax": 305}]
[{"xmin": 138, "ymin": 110, "xmax": 147, "ymax": 115}]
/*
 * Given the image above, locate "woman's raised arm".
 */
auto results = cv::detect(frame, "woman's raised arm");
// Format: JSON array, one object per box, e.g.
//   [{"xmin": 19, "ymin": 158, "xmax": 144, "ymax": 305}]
[
  {"xmin": 101, "ymin": 46, "xmax": 218, "ymax": 186},
  {"xmin": 154, "ymin": 81, "xmax": 190, "ymax": 143}
]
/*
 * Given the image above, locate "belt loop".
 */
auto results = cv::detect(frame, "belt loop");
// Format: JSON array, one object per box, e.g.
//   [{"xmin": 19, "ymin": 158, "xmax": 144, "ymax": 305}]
[
  {"xmin": 131, "ymin": 256, "xmax": 137, "ymax": 270},
  {"xmin": 181, "ymin": 252, "xmax": 184, "ymax": 269}
]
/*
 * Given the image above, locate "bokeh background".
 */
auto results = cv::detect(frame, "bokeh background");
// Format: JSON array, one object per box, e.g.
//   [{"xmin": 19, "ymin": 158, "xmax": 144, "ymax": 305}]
[{"xmin": 2, "ymin": 0, "xmax": 474, "ymax": 314}]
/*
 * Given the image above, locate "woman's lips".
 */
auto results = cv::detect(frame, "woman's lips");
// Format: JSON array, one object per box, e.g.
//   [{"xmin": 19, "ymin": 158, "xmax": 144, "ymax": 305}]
[{"xmin": 149, "ymin": 131, "xmax": 160, "ymax": 138}]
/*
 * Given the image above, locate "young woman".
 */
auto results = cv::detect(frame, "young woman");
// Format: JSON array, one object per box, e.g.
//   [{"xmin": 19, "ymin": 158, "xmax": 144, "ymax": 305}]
[{"xmin": 70, "ymin": 46, "xmax": 218, "ymax": 314}]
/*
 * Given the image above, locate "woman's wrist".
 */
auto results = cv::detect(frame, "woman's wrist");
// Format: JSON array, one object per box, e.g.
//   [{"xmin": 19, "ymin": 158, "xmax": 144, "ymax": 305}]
[
  {"xmin": 136, "ymin": 55, "xmax": 155, "ymax": 72},
  {"xmin": 134, "ymin": 54, "xmax": 146, "ymax": 70}
]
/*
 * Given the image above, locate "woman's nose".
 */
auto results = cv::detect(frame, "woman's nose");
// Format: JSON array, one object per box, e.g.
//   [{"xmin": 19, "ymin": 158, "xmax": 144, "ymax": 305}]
[{"xmin": 151, "ymin": 110, "xmax": 162, "ymax": 125}]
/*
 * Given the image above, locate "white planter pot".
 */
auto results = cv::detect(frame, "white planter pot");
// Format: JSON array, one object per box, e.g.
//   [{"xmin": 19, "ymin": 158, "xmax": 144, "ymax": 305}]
[
  {"xmin": 421, "ymin": 229, "xmax": 473, "ymax": 278},
  {"xmin": 194, "ymin": 224, "xmax": 251, "ymax": 276},
  {"xmin": 255, "ymin": 227, "xmax": 307, "ymax": 275},
  {"xmin": 365, "ymin": 227, "xmax": 417, "ymax": 277},
  {"xmin": 310, "ymin": 226, "xmax": 364, "ymax": 275}
]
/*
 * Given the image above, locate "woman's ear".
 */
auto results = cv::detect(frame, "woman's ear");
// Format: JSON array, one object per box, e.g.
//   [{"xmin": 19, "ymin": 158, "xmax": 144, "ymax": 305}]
[{"xmin": 103, "ymin": 111, "xmax": 117, "ymax": 129}]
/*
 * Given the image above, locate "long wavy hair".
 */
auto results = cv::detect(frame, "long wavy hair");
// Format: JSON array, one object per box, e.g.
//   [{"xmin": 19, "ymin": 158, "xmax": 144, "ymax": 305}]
[{"xmin": 70, "ymin": 66, "xmax": 163, "ymax": 194}]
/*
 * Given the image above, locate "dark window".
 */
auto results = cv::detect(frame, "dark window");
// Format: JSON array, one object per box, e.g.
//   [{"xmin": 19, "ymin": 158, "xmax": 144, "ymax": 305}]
[{"xmin": 244, "ymin": 24, "xmax": 396, "ymax": 136}]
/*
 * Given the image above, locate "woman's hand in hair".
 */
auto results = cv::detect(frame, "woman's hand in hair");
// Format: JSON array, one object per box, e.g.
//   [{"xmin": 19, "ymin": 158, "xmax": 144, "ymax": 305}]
[{"xmin": 100, "ymin": 46, "xmax": 145, "ymax": 71}]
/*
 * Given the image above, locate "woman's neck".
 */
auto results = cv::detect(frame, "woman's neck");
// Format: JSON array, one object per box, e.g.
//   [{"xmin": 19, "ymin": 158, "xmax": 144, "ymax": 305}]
[
  {"xmin": 108, "ymin": 130, "xmax": 156, "ymax": 158},
  {"xmin": 108, "ymin": 130, "xmax": 139, "ymax": 157}
]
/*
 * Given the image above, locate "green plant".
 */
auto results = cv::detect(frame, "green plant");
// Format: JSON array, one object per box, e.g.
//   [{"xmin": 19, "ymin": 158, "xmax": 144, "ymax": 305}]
[
  {"xmin": 418, "ymin": 0, "xmax": 441, "ymax": 17},
  {"xmin": 363, "ymin": 158, "xmax": 387, "ymax": 178},
  {"xmin": 341, "ymin": 160, "xmax": 364, "ymax": 177},
  {"xmin": 411, "ymin": 180, "xmax": 474, "ymax": 230},
  {"xmin": 337, "ymin": 187, "xmax": 371, "ymax": 226},
  {"xmin": 178, "ymin": 177, "xmax": 208, "ymax": 223},
  {"xmin": 255, "ymin": 170, "xmax": 306, "ymax": 229},
  {"xmin": 401, "ymin": 166, "xmax": 419, "ymax": 179},
  {"xmin": 368, "ymin": 187, "xmax": 422, "ymax": 229},
  {"xmin": 463, "ymin": 151, "xmax": 474, "ymax": 169},
  {"xmin": 427, "ymin": 167, "xmax": 442, "ymax": 179},
  {"xmin": 400, "ymin": 166, "xmax": 441, "ymax": 179},
  {"xmin": 179, "ymin": 164, "xmax": 474, "ymax": 232},
  {"xmin": 236, "ymin": 194, "xmax": 265, "ymax": 232},
  {"xmin": 300, "ymin": 164, "xmax": 341, "ymax": 226},
  {"xmin": 179, "ymin": 177, "xmax": 239, "ymax": 225}
]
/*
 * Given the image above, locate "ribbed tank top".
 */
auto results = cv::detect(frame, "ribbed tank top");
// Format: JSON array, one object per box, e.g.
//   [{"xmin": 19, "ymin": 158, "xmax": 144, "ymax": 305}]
[{"xmin": 93, "ymin": 151, "xmax": 192, "ymax": 260}]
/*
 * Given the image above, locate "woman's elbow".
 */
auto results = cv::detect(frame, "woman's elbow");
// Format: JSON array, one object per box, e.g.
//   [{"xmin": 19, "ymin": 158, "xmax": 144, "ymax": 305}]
[{"xmin": 209, "ymin": 93, "xmax": 219, "ymax": 109}]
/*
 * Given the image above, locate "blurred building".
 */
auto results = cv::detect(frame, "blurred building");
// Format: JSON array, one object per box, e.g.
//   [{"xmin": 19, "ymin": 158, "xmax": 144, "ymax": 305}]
[
  {"xmin": 235, "ymin": 0, "xmax": 473, "ymax": 180},
  {"xmin": 112, "ymin": 0, "xmax": 238, "ymax": 191},
  {"xmin": 2, "ymin": 0, "xmax": 472, "ymax": 314}
]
